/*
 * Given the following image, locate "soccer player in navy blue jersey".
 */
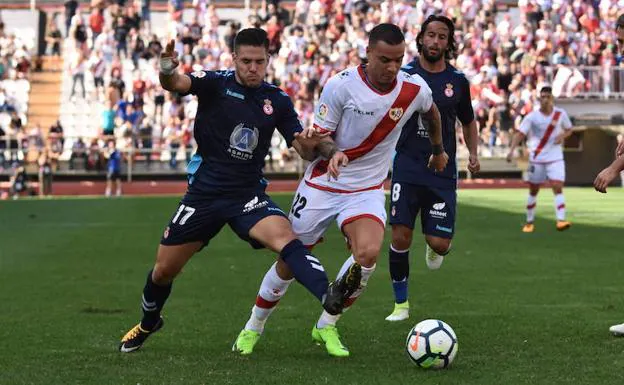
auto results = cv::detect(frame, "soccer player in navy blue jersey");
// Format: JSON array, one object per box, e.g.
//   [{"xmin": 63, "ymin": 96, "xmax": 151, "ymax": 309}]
[
  {"xmin": 119, "ymin": 28, "xmax": 359, "ymax": 352},
  {"xmin": 385, "ymin": 15, "xmax": 481, "ymax": 322}
]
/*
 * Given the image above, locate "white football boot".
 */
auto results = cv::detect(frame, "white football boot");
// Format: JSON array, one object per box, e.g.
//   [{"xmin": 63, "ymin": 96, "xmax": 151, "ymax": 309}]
[
  {"xmin": 609, "ymin": 323, "xmax": 624, "ymax": 336},
  {"xmin": 425, "ymin": 244, "xmax": 444, "ymax": 270}
]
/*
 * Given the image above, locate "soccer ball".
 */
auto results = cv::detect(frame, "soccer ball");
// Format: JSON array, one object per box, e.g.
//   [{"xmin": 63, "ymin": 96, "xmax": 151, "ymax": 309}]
[{"xmin": 405, "ymin": 319, "xmax": 458, "ymax": 369}]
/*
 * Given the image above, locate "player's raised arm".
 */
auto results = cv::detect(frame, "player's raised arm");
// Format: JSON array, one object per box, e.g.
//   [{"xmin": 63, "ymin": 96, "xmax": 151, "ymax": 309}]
[
  {"xmin": 423, "ymin": 102, "xmax": 448, "ymax": 172},
  {"xmin": 159, "ymin": 39, "xmax": 191, "ymax": 94}
]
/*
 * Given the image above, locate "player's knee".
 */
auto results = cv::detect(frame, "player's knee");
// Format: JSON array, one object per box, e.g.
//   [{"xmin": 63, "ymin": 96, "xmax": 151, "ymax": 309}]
[
  {"xmin": 391, "ymin": 226, "xmax": 412, "ymax": 251},
  {"xmin": 427, "ymin": 237, "xmax": 451, "ymax": 256},
  {"xmin": 152, "ymin": 262, "xmax": 181, "ymax": 284},
  {"xmin": 352, "ymin": 243, "xmax": 381, "ymax": 268}
]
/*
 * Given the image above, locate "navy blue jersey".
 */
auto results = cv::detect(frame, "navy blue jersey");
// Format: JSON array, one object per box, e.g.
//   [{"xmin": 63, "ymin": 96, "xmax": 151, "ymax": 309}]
[
  {"xmin": 183, "ymin": 70, "xmax": 302, "ymax": 196},
  {"xmin": 108, "ymin": 149, "xmax": 122, "ymax": 172},
  {"xmin": 394, "ymin": 60, "xmax": 474, "ymax": 189}
]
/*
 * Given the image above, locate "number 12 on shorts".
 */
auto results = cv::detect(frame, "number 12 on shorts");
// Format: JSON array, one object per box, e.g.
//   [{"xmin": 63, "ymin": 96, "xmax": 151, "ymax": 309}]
[{"xmin": 172, "ymin": 204, "xmax": 196, "ymax": 225}]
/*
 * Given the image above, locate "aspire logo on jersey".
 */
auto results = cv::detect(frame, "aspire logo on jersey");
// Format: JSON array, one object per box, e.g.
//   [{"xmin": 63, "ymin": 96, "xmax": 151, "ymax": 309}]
[{"xmin": 228, "ymin": 123, "xmax": 259, "ymax": 160}]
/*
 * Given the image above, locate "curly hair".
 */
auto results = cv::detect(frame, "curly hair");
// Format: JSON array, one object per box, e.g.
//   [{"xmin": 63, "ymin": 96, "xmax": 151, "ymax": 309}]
[{"xmin": 416, "ymin": 15, "xmax": 457, "ymax": 61}]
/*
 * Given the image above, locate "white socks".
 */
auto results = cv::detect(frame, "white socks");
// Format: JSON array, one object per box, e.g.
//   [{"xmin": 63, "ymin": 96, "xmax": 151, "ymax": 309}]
[
  {"xmin": 526, "ymin": 194, "xmax": 537, "ymax": 223},
  {"xmin": 554, "ymin": 193, "xmax": 566, "ymax": 221},
  {"xmin": 244, "ymin": 262, "xmax": 294, "ymax": 333}
]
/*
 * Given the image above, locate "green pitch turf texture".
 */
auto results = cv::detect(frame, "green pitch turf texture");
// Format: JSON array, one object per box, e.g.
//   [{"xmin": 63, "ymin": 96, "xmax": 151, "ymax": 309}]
[{"xmin": 1, "ymin": 188, "xmax": 624, "ymax": 385}]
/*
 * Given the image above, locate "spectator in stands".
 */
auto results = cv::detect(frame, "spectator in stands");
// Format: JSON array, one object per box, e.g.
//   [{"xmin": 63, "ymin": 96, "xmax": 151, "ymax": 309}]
[
  {"xmin": 162, "ymin": 117, "xmax": 181, "ymax": 170},
  {"xmin": 104, "ymin": 139, "xmax": 123, "ymax": 197},
  {"xmin": 101, "ymin": 105, "xmax": 116, "ymax": 138},
  {"xmin": 45, "ymin": 21, "xmax": 62, "ymax": 71},
  {"xmin": 137, "ymin": 116, "xmax": 153, "ymax": 168},
  {"xmin": 38, "ymin": 148, "xmax": 53, "ymax": 198},
  {"xmin": 89, "ymin": 7, "xmax": 105, "ymax": 44},
  {"xmin": 114, "ymin": 17, "xmax": 129, "ymax": 59},
  {"xmin": 89, "ymin": 50, "xmax": 106, "ymax": 101},
  {"xmin": 69, "ymin": 137, "xmax": 87, "ymax": 170},
  {"xmin": 49, "ymin": 120, "xmax": 64, "ymax": 148},
  {"xmin": 72, "ymin": 16, "xmax": 88, "ymax": 52},
  {"xmin": 8, "ymin": 111, "xmax": 21, "ymax": 165},
  {"xmin": 64, "ymin": 0, "xmax": 79, "ymax": 37},
  {"xmin": 87, "ymin": 138, "xmax": 102, "ymax": 171},
  {"xmin": 70, "ymin": 51, "xmax": 87, "ymax": 100},
  {"xmin": 9, "ymin": 162, "xmax": 27, "ymax": 199},
  {"xmin": 0, "ymin": 123, "xmax": 5, "ymax": 169},
  {"xmin": 27, "ymin": 122, "xmax": 44, "ymax": 152}
]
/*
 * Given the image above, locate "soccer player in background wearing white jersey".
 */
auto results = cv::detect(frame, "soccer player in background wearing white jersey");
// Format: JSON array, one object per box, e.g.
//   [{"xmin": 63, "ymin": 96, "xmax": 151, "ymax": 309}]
[
  {"xmin": 506, "ymin": 85, "xmax": 573, "ymax": 233},
  {"xmin": 233, "ymin": 23, "xmax": 448, "ymax": 357}
]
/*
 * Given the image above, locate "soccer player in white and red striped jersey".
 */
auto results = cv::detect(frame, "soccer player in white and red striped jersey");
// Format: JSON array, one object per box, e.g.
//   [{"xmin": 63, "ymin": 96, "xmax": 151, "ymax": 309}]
[
  {"xmin": 507, "ymin": 85, "xmax": 573, "ymax": 233},
  {"xmin": 233, "ymin": 23, "xmax": 448, "ymax": 357}
]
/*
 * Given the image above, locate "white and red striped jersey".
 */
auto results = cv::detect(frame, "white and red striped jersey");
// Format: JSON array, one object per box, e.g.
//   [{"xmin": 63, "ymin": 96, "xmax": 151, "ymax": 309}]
[
  {"xmin": 305, "ymin": 65, "xmax": 433, "ymax": 193},
  {"xmin": 518, "ymin": 107, "xmax": 573, "ymax": 163}
]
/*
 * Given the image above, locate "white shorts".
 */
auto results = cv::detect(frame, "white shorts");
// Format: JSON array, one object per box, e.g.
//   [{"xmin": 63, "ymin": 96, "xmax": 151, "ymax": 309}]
[
  {"xmin": 288, "ymin": 181, "xmax": 387, "ymax": 246},
  {"xmin": 526, "ymin": 160, "xmax": 566, "ymax": 184}
]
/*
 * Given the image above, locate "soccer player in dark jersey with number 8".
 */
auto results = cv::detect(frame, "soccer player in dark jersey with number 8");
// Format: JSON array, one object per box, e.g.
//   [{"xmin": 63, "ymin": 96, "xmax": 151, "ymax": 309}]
[
  {"xmin": 385, "ymin": 15, "xmax": 481, "ymax": 321},
  {"xmin": 119, "ymin": 28, "xmax": 360, "ymax": 352}
]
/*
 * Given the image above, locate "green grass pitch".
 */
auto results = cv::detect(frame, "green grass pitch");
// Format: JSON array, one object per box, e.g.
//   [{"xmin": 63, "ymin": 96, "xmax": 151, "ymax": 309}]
[{"xmin": 1, "ymin": 188, "xmax": 624, "ymax": 385}]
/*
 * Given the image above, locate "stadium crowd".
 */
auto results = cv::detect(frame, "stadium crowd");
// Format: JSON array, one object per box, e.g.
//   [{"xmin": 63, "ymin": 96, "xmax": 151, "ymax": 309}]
[{"xmin": 3, "ymin": 0, "xmax": 624, "ymax": 178}]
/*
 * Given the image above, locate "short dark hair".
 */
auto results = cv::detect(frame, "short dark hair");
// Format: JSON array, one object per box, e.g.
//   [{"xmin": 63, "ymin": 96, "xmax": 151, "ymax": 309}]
[
  {"xmin": 617, "ymin": 14, "xmax": 624, "ymax": 30},
  {"xmin": 416, "ymin": 15, "xmax": 457, "ymax": 61},
  {"xmin": 369, "ymin": 23, "xmax": 405, "ymax": 47},
  {"xmin": 540, "ymin": 86, "xmax": 553, "ymax": 94},
  {"xmin": 234, "ymin": 28, "xmax": 269, "ymax": 53}
]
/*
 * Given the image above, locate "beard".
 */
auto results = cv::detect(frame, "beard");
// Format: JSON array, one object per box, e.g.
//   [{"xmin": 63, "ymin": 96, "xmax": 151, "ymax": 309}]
[{"xmin": 422, "ymin": 46, "xmax": 445, "ymax": 63}]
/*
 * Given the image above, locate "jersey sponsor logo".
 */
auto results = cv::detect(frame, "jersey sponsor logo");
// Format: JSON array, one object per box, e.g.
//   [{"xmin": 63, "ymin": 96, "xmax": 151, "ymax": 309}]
[
  {"xmin": 229, "ymin": 123, "xmax": 259, "ymax": 160},
  {"xmin": 263, "ymin": 99, "xmax": 274, "ymax": 115},
  {"xmin": 444, "ymin": 83, "xmax": 454, "ymax": 97},
  {"xmin": 243, "ymin": 195, "xmax": 269, "ymax": 213},
  {"xmin": 339, "ymin": 71, "xmax": 350, "ymax": 78},
  {"xmin": 389, "ymin": 107, "xmax": 404, "ymax": 122},
  {"xmin": 432, "ymin": 202, "xmax": 446, "ymax": 210},
  {"xmin": 226, "ymin": 89, "xmax": 245, "ymax": 100},
  {"xmin": 191, "ymin": 70, "xmax": 206, "ymax": 78},
  {"xmin": 267, "ymin": 206, "xmax": 285, "ymax": 214},
  {"xmin": 435, "ymin": 224, "xmax": 453, "ymax": 233},
  {"xmin": 429, "ymin": 202, "xmax": 447, "ymax": 219},
  {"xmin": 354, "ymin": 108, "xmax": 374, "ymax": 116}
]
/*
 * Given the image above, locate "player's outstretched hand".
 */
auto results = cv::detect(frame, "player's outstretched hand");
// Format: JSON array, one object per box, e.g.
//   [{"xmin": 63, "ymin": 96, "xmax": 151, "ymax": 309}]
[
  {"xmin": 160, "ymin": 39, "xmax": 180, "ymax": 73},
  {"xmin": 468, "ymin": 154, "xmax": 480, "ymax": 174},
  {"xmin": 328, "ymin": 151, "xmax": 348, "ymax": 180},
  {"xmin": 594, "ymin": 166, "xmax": 618, "ymax": 193},
  {"xmin": 299, "ymin": 127, "xmax": 332, "ymax": 139},
  {"xmin": 428, "ymin": 152, "xmax": 449, "ymax": 173}
]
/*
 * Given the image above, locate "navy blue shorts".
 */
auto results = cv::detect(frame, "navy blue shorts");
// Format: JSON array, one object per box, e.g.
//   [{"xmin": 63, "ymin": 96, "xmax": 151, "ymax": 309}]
[
  {"xmin": 160, "ymin": 191, "xmax": 288, "ymax": 249},
  {"xmin": 388, "ymin": 181, "xmax": 456, "ymax": 239}
]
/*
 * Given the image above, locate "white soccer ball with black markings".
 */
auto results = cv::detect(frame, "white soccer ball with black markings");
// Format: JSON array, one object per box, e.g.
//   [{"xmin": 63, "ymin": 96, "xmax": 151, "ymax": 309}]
[{"xmin": 406, "ymin": 319, "xmax": 458, "ymax": 369}]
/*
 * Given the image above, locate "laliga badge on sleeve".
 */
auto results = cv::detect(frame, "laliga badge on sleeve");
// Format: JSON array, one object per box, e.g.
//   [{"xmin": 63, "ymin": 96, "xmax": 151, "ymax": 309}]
[{"xmin": 263, "ymin": 99, "xmax": 274, "ymax": 115}]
